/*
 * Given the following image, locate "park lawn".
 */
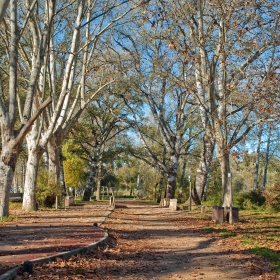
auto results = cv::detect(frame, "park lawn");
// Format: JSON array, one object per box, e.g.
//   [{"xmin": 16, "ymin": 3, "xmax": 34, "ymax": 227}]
[{"xmin": 202, "ymin": 209, "xmax": 280, "ymax": 273}]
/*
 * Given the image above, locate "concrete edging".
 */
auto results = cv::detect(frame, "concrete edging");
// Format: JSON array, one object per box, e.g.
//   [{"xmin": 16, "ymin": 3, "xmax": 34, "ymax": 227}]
[{"xmin": 0, "ymin": 228, "xmax": 109, "ymax": 280}]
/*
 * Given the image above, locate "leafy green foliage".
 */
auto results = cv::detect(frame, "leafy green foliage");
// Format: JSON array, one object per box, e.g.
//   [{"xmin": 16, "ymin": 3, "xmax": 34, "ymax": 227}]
[
  {"xmin": 234, "ymin": 190, "xmax": 265, "ymax": 210},
  {"xmin": 252, "ymin": 247, "xmax": 280, "ymax": 273},
  {"xmin": 63, "ymin": 141, "xmax": 88, "ymax": 188},
  {"xmin": 36, "ymin": 171, "xmax": 64, "ymax": 208},
  {"xmin": 101, "ymin": 173, "xmax": 119, "ymax": 188}
]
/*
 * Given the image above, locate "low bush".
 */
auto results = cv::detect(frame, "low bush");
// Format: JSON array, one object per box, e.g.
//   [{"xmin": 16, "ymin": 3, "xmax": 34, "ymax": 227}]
[
  {"xmin": 234, "ymin": 190, "xmax": 265, "ymax": 210},
  {"xmin": 36, "ymin": 171, "xmax": 64, "ymax": 208},
  {"xmin": 263, "ymin": 183, "xmax": 280, "ymax": 211}
]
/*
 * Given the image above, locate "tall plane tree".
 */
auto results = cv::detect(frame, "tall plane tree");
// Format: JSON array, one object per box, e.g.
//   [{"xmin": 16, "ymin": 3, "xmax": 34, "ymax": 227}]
[
  {"xmin": 174, "ymin": 0, "xmax": 280, "ymax": 206},
  {"xmin": 0, "ymin": 0, "xmax": 53, "ymax": 216},
  {"xmin": 21, "ymin": 0, "xmax": 138, "ymax": 211},
  {"xmin": 70, "ymin": 93, "xmax": 130, "ymax": 201}
]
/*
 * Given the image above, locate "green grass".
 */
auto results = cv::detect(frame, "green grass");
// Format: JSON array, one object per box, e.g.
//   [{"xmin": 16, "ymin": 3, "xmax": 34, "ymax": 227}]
[
  {"xmin": 241, "ymin": 237, "xmax": 254, "ymax": 246},
  {"xmin": 75, "ymin": 267, "xmax": 85, "ymax": 275},
  {"xmin": 252, "ymin": 247, "xmax": 280, "ymax": 273},
  {"xmin": 9, "ymin": 201, "xmax": 22, "ymax": 210},
  {"xmin": 203, "ymin": 226, "xmax": 236, "ymax": 237},
  {"xmin": 219, "ymin": 231, "xmax": 236, "ymax": 237},
  {"xmin": 0, "ymin": 215, "xmax": 18, "ymax": 222}
]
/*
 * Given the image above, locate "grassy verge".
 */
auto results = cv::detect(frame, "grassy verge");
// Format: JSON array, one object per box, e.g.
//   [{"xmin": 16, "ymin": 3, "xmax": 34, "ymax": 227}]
[
  {"xmin": 9, "ymin": 201, "xmax": 22, "ymax": 210},
  {"xmin": 0, "ymin": 215, "xmax": 19, "ymax": 222},
  {"xmin": 204, "ymin": 226, "xmax": 236, "ymax": 237},
  {"xmin": 203, "ymin": 209, "xmax": 280, "ymax": 273},
  {"xmin": 252, "ymin": 247, "xmax": 280, "ymax": 273}
]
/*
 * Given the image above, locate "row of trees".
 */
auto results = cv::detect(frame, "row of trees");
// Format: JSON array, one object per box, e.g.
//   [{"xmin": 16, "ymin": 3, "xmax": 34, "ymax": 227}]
[
  {"xmin": 1, "ymin": 0, "xmax": 280, "ymax": 216},
  {"xmin": 0, "ymin": 0, "xmax": 139, "ymax": 215}
]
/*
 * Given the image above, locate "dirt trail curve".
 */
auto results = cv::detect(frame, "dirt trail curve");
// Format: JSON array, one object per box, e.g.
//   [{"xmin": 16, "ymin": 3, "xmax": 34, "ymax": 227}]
[
  {"xmin": 95, "ymin": 200, "xmax": 277, "ymax": 280},
  {"xmin": 1, "ymin": 200, "xmax": 279, "ymax": 280}
]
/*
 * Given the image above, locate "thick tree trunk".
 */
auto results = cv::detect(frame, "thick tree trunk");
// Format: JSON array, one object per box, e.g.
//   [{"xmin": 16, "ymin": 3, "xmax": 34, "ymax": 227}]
[
  {"xmin": 83, "ymin": 167, "xmax": 95, "ymax": 201},
  {"xmin": 22, "ymin": 118, "xmax": 45, "ymax": 212},
  {"xmin": 22, "ymin": 150, "xmax": 42, "ymax": 211},
  {"xmin": 0, "ymin": 160, "xmax": 16, "ymax": 216},
  {"xmin": 157, "ymin": 171, "xmax": 165, "ymax": 203},
  {"xmin": 166, "ymin": 171, "xmax": 176, "ymax": 199},
  {"xmin": 0, "ymin": 0, "xmax": 19, "ymax": 217},
  {"xmin": 178, "ymin": 159, "xmax": 187, "ymax": 203},
  {"xmin": 166, "ymin": 154, "xmax": 179, "ymax": 199},
  {"xmin": 47, "ymin": 136, "xmax": 61, "ymax": 185},
  {"xmin": 219, "ymin": 151, "xmax": 232, "ymax": 207},
  {"xmin": 153, "ymin": 182, "xmax": 158, "ymax": 201},
  {"xmin": 193, "ymin": 126, "xmax": 215, "ymax": 204},
  {"xmin": 83, "ymin": 145, "xmax": 101, "ymax": 201}
]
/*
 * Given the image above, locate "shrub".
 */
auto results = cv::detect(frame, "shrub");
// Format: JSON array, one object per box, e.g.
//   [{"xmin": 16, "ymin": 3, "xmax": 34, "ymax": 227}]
[
  {"xmin": 234, "ymin": 190, "xmax": 265, "ymax": 210},
  {"xmin": 36, "ymin": 171, "xmax": 64, "ymax": 208},
  {"xmin": 263, "ymin": 183, "xmax": 280, "ymax": 211}
]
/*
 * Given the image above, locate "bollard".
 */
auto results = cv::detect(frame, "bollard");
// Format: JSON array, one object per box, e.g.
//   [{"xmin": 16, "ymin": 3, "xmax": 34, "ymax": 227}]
[
  {"xmin": 169, "ymin": 199, "xmax": 177, "ymax": 211},
  {"xmin": 163, "ymin": 198, "xmax": 170, "ymax": 207},
  {"xmin": 212, "ymin": 206, "xmax": 224, "ymax": 223},
  {"xmin": 23, "ymin": 261, "xmax": 33, "ymax": 275}
]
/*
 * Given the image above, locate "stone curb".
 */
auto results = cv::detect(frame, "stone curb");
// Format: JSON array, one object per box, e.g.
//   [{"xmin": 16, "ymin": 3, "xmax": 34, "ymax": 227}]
[{"xmin": 0, "ymin": 207, "xmax": 113, "ymax": 280}]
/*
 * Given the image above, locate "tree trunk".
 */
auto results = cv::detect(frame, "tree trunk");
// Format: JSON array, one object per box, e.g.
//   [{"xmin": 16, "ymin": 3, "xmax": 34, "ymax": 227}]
[
  {"xmin": 83, "ymin": 145, "xmax": 101, "ymax": 201},
  {"xmin": 136, "ymin": 170, "xmax": 140, "ymax": 191},
  {"xmin": 219, "ymin": 150, "xmax": 232, "ymax": 207},
  {"xmin": 47, "ymin": 136, "xmax": 61, "ymax": 185},
  {"xmin": 60, "ymin": 156, "xmax": 67, "ymax": 196},
  {"xmin": 263, "ymin": 125, "xmax": 272, "ymax": 190},
  {"xmin": 43, "ymin": 151, "xmax": 49, "ymax": 170},
  {"xmin": 0, "ymin": 0, "xmax": 10, "ymax": 23},
  {"xmin": 0, "ymin": 0, "xmax": 19, "ymax": 217},
  {"xmin": 178, "ymin": 158, "xmax": 187, "ymax": 203},
  {"xmin": 22, "ymin": 123, "xmax": 44, "ymax": 212},
  {"xmin": 166, "ymin": 171, "xmax": 176, "ymax": 199},
  {"xmin": 193, "ymin": 126, "xmax": 215, "ymax": 204},
  {"xmin": 253, "ymin": 129, "xmax": 262, "ymax": 190},
  {"xmin": 157, "ymin": 171, "xmax": 165, "ymax": 203},
  {"xmin": 83, "ymin": 166, "xmax": 95, "ymax": 201},
  {"xmin": 0, "ymin": 160, "xmax": 16, "ymax": 216},
  {"xmin": 22, "ymin": 150, "xmax": 42, "ymax": 211},
  {"xmin": 153, "ymin": 182, "xmax": 158, "ymax": 201},
  {"xmin": 95, "ymin": 164, "xmax": 102, "ymax": 201},
  {"xmin": 20, "ymin": 161, "xmax": 26, "ymax": 191},
  {"xmin": 13, "ymin": 176, "xmax": 18, "ymax": 193},
  {"xmin": 166, "ymin": 154, "xmax": 179, "ymax": 199}
]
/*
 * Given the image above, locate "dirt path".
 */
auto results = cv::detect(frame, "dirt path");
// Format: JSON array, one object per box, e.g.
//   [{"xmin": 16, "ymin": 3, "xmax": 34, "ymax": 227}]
[{"xmin": 22, "ymin": 200, "xmax": 278, "ymax": 280}]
